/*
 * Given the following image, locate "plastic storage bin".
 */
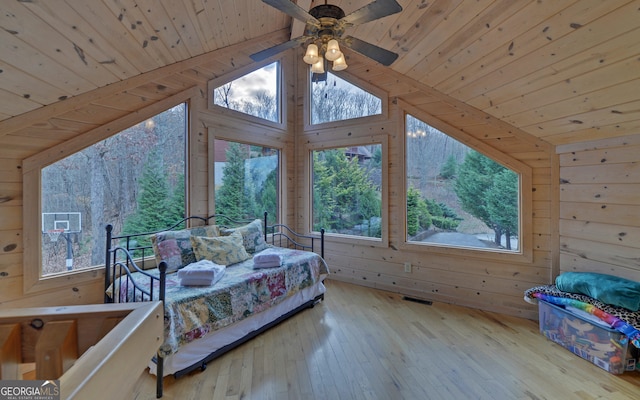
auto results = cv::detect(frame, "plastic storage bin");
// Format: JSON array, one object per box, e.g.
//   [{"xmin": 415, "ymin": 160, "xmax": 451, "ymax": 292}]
[{"xmin": 538, "ymin": 299, "xmax": 635, "ymax": 374}]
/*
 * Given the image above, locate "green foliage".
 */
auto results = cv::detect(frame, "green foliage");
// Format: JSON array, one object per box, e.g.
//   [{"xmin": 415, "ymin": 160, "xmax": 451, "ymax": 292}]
[
  {"xmin": 215, "ymin": 142, "xmax": 278, "ymax": 224},
  {"xmin": 431, "ymin": 216, "xmax": 460, "ymax": 230},
  {"xmin": 122, "ymin": 154, "xmax": 185, "ymax": 254},
  {"xmin": 454, "ymin": 150, "xmax": 501, "ymax": 227},
  {"xmin": 485, "ymin": 169, "xmax": 519, "ymax": 249},
  {"xmin": 438, "ymin": 202, "xmax": 461, "ymax": 221},
  {"xmin": 371, "ymin": 146, "xmax": 382, "ymax": 168},
  {"xmin": 215, "ymin": 142, "xmax": 255, "ymax": 220},
  {"xmin": 408, "ymin": 190, "xmax": 462, "ymax": 236},
  {"xmin": 406, "ymin": 186, "xmax": 431, "ymax": 236},
  {"xmin": 440, "ymin": 154, "xmax": 457, "ymax": 179},
  {"xmin": 313, "ymin": 148, "xmax": 382, "ymax": 237},
  {"xmin": 413, "ymin": 196, "xmax": 462, "ymax": 233},
  {"xmin": 166, "ymin": 174, "xmax": 186, "ymax": 228},
  {"xmin": 257, "ymin": 168, "xmax": 278, "ymax": 225},
  {"xmin": 122, "ymin": 154, "xmax": 171, "ymax": 236},
  {"xmin": 454, "ymin": 150, "xmax": 518, "ymax": 246},
  {"xmin": 425, "ymin": 198, "xmax": 443, "ymax": 217}
]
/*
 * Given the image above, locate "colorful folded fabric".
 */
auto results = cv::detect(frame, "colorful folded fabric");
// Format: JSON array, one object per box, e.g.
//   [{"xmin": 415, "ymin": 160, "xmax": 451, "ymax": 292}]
[{"xmin": 178, "ymin": 259, "xmax": 225, "ymax": 286}]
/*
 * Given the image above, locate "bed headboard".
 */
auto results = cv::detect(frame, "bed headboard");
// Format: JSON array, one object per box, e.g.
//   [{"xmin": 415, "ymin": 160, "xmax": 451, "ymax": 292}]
[{"xmin": 104, "ymin": 214, "xmax": 255, "ymax": 303}]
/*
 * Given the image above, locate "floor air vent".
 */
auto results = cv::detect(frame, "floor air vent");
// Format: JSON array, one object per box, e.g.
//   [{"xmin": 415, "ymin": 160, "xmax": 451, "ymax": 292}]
[{"xmin": 402, "ymin": 296, "xmax": 433, "ymax": 305}]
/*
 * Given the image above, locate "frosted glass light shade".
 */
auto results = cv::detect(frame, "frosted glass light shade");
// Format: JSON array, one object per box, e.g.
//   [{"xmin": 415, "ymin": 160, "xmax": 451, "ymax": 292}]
[
  {"xmin": 325, "ymin": 39, "xmax": 342, "ymax": 61},
  {"xmin": 303, "ymin": 44, "xmax": 319, "ymax": 64},
  {"xmin": 332, "ymin": 54, "xmax": 348, "ymax": 71},
  {"xmin": 311, "ymin": 56, "xmax": 325, "ymax": 74}
]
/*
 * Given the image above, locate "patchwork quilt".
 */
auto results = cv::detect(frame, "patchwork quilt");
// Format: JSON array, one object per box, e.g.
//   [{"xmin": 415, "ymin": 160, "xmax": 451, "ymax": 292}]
[{"xmin": 108, "ymin": 247, "xmax": 329, "ymax": 357}]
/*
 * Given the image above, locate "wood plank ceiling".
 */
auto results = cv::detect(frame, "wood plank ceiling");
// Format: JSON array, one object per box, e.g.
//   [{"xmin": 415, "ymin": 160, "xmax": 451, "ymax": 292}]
[{"xmin": 0, "ymin": 0, "xmax": 639, "ymax": 150}]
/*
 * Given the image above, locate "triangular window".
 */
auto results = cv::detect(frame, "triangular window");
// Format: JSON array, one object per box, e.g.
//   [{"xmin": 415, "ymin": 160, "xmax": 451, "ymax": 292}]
[
  {"xmin": 310, "ymin": 71, "xmax": 382, "ymax": 125},
  {"xmin": 212, "ymin": 62, "xmax": 281, "ymax": 123}
]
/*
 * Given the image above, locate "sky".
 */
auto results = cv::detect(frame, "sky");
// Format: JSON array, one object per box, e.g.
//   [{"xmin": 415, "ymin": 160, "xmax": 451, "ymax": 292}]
[{"xmin": 226, "ymin": 62, "xmax": 278, "ymax": 101}]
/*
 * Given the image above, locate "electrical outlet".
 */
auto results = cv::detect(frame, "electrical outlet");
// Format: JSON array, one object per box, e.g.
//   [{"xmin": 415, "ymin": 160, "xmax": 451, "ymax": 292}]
[{"xmin": 404, "ymin": 262, "xmax": 412, "ymax": 273}]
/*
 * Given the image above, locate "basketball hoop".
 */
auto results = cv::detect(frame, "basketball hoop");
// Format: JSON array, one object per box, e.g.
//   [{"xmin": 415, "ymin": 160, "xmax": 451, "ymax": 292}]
[{"xmin": 46, "ymin": 229, "xmax": 65, "ymax": 242}]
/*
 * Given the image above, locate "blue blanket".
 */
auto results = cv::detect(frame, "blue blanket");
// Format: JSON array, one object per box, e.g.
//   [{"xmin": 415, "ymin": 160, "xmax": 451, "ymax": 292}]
[{"xmin": 556, "ymin": 272, "xmax": 640, "ymax": 311}]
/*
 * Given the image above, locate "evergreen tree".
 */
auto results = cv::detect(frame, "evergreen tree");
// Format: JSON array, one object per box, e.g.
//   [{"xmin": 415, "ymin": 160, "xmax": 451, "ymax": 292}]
[
  {"xmin": 166, "ymin": 173, "xmax": 186, "ymax": 228},
  {"xmin": 371, "ymin": 146, "xmax": 382, "ymax": 168},
  {"xmin": 312, "ymin": 152, "xmax": 337, "ymax": 231},
  {"xmin": 313, "ymin": 149, "xmax": 381, "ymax": 237},
  {"xmin": 454, "ymin": 150, "xmax": 517, "ymax": 246},
  {"xmin": 122, "ymin": 154, "xmax": 172, "ymax": 252},
  {"xmin": 216, "ymin": 142, "xmax": 253, "ymax": 220},
  {"xmin": 440, "ymin": 154, "xmax": 457, "ymax": 179},
  {"xmin": 258, "ymin": 168, "xmax": 278, "ymax": 225},
  {"xmin": 244, "ymin": 163, "xmax": 259, "ymax": 219},
  {"xmin": 485, "ymin": 169, "xmax": 519, "ymax": 249},
  {"xmin": 406, "ymin": 186, "xmax": 431, "ymax": 236}
]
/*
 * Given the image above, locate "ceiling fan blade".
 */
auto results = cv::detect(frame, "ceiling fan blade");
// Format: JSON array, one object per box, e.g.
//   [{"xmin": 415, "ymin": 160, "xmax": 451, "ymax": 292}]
[
  {"xmin": 262, "ymin": 0, "xmax": 319, "ymax": 25},
  {"xmin": 340, "ymin": 0, "xmax": 402, "ymax": 26},
  {"xmin": 342, "ymin": 36, "xmax": 399, "ymax": 66},
  {"xmin": 250, "ymin": 37, "xmax": 308, "ymax": 62}
]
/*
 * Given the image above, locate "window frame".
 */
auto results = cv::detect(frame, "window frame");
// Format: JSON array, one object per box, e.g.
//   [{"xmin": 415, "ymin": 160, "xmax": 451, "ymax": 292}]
[
  {"xmin": 399, "ymin": 102, "xmax": 533, "ymax": 263},
  {"xmin": 304, "ymin": 70, "xmax": 389, "ymax": 131},
  {"xmin": 22, "ymin": 92, "xmax": 193, "ymax": 294},
  {"xmin": 305, "ymin": 135, "xmax": 389, "ymax": 248},
  {"xmin": 207, "ymin": 127, "xmax": 285, "ymax": 223},
  {"xmin": 207, "ymin": 59, "xmax": 286, "ymax": 131}
]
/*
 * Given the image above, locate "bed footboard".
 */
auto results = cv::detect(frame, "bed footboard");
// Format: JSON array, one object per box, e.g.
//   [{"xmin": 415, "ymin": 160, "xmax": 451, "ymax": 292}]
[{"xmin": 104, "ymin": 224, "xmax": 167, "ymax": 304}]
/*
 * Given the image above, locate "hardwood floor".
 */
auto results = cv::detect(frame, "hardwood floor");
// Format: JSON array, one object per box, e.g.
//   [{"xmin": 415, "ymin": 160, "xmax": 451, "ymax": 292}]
[{"xmin": 132, "ymin": 280, "xmax": 640, "ymax": 399}]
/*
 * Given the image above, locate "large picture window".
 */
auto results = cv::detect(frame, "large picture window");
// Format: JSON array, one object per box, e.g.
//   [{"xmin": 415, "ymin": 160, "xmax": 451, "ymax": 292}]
[
  {"xmin": 406, "ymin": 114, "xmax": 521, "ymax": 252},
  {"xmin": 213, "ymin": 140, "xmax": 279, "ymax": 225},
  {"xmin": 312, "ymin": 144, "xmax": 383, "ymax": 238},
  {"xmin": 39, "ymin": 104, "xmax": 187, "ymax": 276}
]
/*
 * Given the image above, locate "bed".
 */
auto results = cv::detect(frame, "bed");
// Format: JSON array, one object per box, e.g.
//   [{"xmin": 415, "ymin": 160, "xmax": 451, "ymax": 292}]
[{"xmin": 104, "ymin": 213, "xmax": 328, "ymax": 398}]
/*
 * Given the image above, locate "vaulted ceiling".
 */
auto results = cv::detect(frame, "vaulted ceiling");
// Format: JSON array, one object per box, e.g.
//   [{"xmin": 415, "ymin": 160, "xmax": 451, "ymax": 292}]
[{"xmin": 1, "ymin": 0, "xmax": 639, "ymax": 148}]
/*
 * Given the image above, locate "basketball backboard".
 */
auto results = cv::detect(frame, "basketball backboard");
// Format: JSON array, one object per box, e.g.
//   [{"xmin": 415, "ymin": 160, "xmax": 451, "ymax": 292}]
[{"xmin": 42, "ymin": 212, "xmax": 82, "ymax": 234}]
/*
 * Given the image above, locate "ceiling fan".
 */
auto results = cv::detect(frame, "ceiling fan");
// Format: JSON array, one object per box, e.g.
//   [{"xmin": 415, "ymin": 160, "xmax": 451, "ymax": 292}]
[{"xmin": 250, "ymin": 0, "xmax": 403, "ymax": 69}]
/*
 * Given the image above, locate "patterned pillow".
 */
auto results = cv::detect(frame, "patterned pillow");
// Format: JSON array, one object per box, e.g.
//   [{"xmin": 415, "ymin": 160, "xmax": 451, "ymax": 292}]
[
  {"xmin": 151, "ymin": 225, "xmax": 220, "ymax": 273},
  {"xmin": 221, "ymin": 219, "xmax": 269, "ymax": 254},
  {"xmin": 190, "ymin": 231, "xmax": 251, "ymax": 266}
]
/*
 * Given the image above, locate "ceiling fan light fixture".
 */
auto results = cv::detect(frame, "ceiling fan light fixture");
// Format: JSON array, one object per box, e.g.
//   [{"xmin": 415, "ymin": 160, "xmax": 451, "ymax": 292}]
[
  {"xmin": 253, "ymin": 0, "xmax": 402, "ymax": 68},
  {"xmin": 325, "ymin": 39, "xmax": 342, "ymax": 61},
  {"xmin": 332, "ymin": 53, "xmax": 348, "ymax": 71},
  {"xmin": 311, "ymin": 55, "xmax": 325, "ymax": 74},
  {"xmin": 303, "ymin": 44, "xmax": 320, "ymax": 64}
]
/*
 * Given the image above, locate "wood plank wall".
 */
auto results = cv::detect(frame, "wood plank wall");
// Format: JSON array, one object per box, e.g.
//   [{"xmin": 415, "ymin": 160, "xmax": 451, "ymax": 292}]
[
  {"xmin": 0, "ymin": 32, "xmax": 291, "ymax": 309},
  {"xmin": 0, "ymin": 41, "xmax": 561, "ymax": 319},
  {"xmin": 557, "ymin": 134, "xmax": 640, "ymax": 281},
  {"xmin": 296, "ymin": 53, "xmax": 557, "ymax": 320}
]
